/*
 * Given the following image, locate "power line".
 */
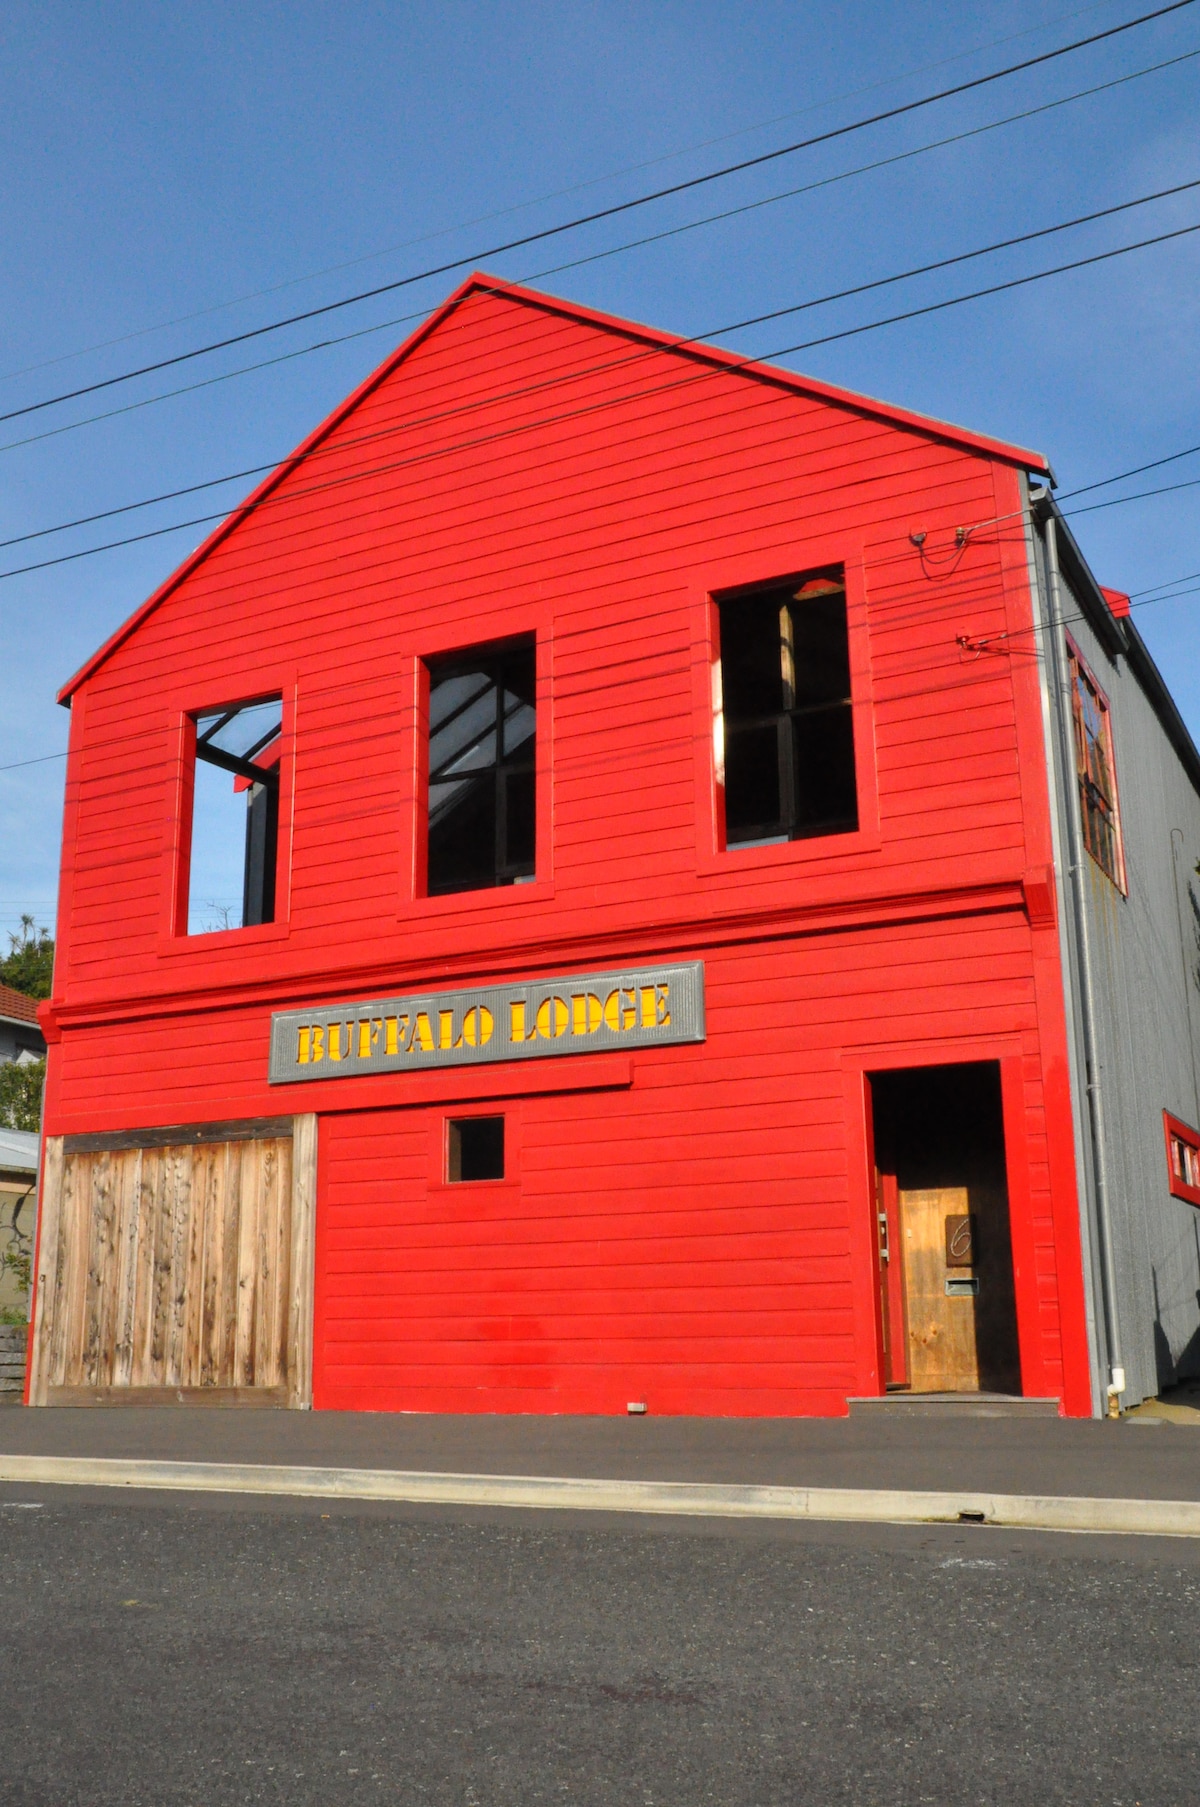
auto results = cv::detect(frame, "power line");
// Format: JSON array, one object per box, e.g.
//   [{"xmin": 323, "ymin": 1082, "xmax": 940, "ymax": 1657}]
[
  {"xmin": 1057, "ymin": 439, "xmax": 1200, "ymax": 496},
  {"xmin": 0, "ymin": 0, "xmax": 1127, "ymax": 391},
  {"xmin": 0, "ymin": 211, "xmax": 1179, "ymax": 569},
  {"xmin": 4, "ymin": 171, "xmax": 1197, "ymax": 559},
  {"xmin": 1, "ymin": 0, "xmax": 1191, "ymax": 430},
  {"xmin": 768, "ymin": 215, "xmax": 1200, "ymax": 355},
  {"xmin": 1065, "ymin": 472, "xmax": 1200, "ymax": 512},
  {"xmin": 1, "ymin": 554, "xmax": 1193, "ymax": 778},
  {"xmin": 4, "ymin": 41, "xmax": 1192, "ymax": 462},
  {"xmin": 2, "ymin": 43, "xmax": 1192, "ymax": 466}
]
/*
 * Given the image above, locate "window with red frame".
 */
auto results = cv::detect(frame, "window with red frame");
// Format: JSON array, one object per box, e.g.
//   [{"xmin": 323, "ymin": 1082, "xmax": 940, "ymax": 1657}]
[
  {"xmin": 1164, "ymin": 1111, "xmax": 1200, "ymax": 1207},
  {"xmin": 717, "ymin": 567, "xmax": 857, "ymax": 848},
  {"xmin": 186, "ymin": 696, "xmax": 283, "ymax": 934},
  {"xmin": 1067, "ymin": 648, "xmax": 1124, "ymax": 889}
]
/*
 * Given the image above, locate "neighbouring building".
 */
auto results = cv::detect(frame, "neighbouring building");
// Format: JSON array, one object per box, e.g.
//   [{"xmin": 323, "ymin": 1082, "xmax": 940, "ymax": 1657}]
[
  {"xmin": 24, "ymin": 274, "xmax": 1200, "ymax": 1416},
  {"xmin": 0, "ymin": 984, "xmax": 45, "ymax": 1068},
  {"xmin": 0, "ymin": 1125, "xmax": 37, "ymax": 1331}
]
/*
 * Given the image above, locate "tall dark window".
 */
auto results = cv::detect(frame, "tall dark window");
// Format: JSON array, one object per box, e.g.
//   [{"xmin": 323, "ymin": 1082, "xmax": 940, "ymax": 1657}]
[
  {"xmin": 718, "ymin": 569, "xmax": 857, "ymax": 846},
  {"xmin": 427, "ymin": 640, "xmax": 536, "ymax": 895},
  {"xmin": 187, "ymin": 697, "xmax": 282, "ymax": 934}
]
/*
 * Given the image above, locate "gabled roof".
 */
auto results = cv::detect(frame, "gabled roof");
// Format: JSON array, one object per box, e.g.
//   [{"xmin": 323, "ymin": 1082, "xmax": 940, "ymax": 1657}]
[{"xmin": 58, "ymin": 271, "xmax": 1051, "ymax": 702}]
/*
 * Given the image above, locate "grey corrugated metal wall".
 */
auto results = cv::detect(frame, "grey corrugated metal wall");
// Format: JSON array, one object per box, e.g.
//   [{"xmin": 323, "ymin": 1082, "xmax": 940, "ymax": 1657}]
[{"xmin": 1029, "ymin": 488, "xmax": 1200, "ymax": 1410}]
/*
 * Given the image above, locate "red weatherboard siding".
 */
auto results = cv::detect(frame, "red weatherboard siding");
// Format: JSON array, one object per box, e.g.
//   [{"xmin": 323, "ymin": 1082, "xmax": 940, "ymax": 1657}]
[{"xmin": 39, "ymin": 275, "xmax": 1091, "ymax": 1415}]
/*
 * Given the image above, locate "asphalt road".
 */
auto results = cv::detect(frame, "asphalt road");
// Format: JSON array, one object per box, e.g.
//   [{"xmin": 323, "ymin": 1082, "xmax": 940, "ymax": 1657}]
[{"xmin": 1, "ymin": 1496, "xmax": 1198, "ymax": 1805}]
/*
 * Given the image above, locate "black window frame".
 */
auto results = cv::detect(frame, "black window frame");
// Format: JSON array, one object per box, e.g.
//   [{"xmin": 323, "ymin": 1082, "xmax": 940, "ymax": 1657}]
[
  {"xmin": 716, "ymin": 568, "xmax": 858, "ymax": 849},
  {"xmin": 425, "ymin": 638, "xmax": 537, "ymax": 897}
]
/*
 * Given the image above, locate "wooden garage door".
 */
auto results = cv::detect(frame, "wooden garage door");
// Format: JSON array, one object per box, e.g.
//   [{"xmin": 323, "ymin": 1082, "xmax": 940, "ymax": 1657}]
[{"xmin": 28, "ymin": 1117, "xmax": 315, "ymax": 1406}]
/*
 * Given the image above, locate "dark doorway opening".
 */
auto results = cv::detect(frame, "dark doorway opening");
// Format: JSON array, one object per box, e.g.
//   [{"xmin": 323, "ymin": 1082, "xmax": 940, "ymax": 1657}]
[{"xmin": 869, "ymin": 1061, "xmax": 1021, "ymax": 1396}]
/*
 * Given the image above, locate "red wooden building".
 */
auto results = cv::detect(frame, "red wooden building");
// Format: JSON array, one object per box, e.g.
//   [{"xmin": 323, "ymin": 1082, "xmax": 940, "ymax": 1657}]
[{"xmin": 26, "ymin": 274, "xmax": 1200, "ymax": 1418}]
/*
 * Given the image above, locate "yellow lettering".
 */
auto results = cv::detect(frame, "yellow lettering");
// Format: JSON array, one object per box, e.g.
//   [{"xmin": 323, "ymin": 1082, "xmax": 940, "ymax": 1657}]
[
  {"xmin": 328, "ymin": 1022, "xmax": 350, "ymax": 1061},
  {"xmin": 640, "ymin": 987, "xmax": 657, "ymax": 1029},
  {"xmin": 358, "ymin": 1018, "xmax": 383, "ymax": 1060},
  {"xmin": 572, "ymin": 993, "xmax": 603, "ymax": 1035},
  {"xmin": 439, "ymin": 1009, "xmax": 456, "ymax": 1050},
  {"xmin": 309, "ymin": 1025, "xmax": 325, "ymax": 1064},
  {"xmin": 463, "ymin": 1006, "xmax": 494, "ymax": 1048},
  {"xmin": 411, "ymin": 1012, "xmax": 434, "ymax": 1053},
  {"xmin": 603, "ymin": 988, "xmax": 637, "ymax": 1032},
  {"xmin": 535, "ymin": 995, "xmax": 569, "ymax": 1039},
  {"xmin": 297, "ymin": 1026, "xmax": 311, "ymax": 1064},
  {"xmin": 655, "ymin": 983, "xmax": 671, "ymax": 1026},
  {"xmin": 384, "ymin": 1015, "xmax": 407, "ymax": 1055},
  {"xmin": 510, "ymin": 1000, "xmax": 527, "ymax": 1044}
]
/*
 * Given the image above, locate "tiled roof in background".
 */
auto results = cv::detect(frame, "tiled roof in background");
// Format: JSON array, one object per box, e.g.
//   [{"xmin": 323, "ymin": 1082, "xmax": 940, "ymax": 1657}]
[{"xmin": 0, "ymin": 985, "xmax": 42, "ymax": 1026}]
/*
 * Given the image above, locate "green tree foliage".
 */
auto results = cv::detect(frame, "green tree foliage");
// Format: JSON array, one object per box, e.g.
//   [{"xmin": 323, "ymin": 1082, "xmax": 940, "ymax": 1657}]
[
  {"xmin": 0, "ymin": 1057, "xmax": 44, "ymax": 1133},
  {"xmin": 0, "ymin": 914, "xmax": 54, "ymax": 1001}
]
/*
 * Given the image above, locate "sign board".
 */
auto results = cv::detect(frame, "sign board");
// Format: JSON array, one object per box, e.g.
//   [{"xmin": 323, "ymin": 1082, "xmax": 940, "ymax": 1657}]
[{"xmin": 269, "ymin": 961, "xmax": 705, "ymax": 1084}]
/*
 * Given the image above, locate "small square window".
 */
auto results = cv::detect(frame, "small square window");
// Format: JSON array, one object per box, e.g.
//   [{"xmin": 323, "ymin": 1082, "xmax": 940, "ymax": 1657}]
[
  {"xmin": 717, "ymin": 569, "xmax": 857, "ymax": 848},
  {"xmin": 1164, "ymin": 1111, "xmax": 1200, "ymax": 1207},
  {"xmin": 447, "ymin": 1116, "xmax": 505, "ymax": 1182}
]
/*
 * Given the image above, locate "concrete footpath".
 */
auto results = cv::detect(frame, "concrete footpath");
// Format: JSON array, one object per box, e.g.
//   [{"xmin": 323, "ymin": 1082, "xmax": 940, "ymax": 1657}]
[{"xmin": 1, "ymin": 1403, "xmax": 1199, "ymax": 1536}]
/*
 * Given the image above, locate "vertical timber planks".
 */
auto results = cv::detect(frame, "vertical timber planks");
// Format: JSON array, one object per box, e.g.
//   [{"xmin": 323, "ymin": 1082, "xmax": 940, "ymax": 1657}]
[
  {"xmin": 26, "ymin": 1135, "xmax": 62, "ymax": 1407},
  {"xmin": 288, "ymin": 1115, "xmax": 317, "ymax": 1408},
  {"xmin": 29, "ymin": 1122, "xmax": 305, "ymax": 1405}
]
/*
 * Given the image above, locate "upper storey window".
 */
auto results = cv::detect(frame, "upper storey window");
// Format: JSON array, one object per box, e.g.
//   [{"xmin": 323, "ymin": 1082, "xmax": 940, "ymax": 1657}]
[
  {"xmin": 1067, "ymin": 647, "xmax": 1124, "ymax": 889},
  {"xmin": 718, "ymin": 569, "xmax": 857, "ymax": 847},
  {"xmin": 186, "ymin": 697, "xmax": 282, "ymax": 934},
  {"xmin": 426, "ymin": 640, "xmax": 536, "ymax": 895}
]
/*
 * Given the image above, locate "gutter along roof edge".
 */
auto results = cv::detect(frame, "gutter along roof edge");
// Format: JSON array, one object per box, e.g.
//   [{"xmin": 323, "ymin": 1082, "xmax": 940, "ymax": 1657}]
[{"xmin": 57, "ymin": 272, "xmax": 1050, "ymax": 702}]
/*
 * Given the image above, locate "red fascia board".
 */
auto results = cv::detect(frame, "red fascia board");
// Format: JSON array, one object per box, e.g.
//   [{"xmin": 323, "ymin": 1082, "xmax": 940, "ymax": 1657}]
[
  {"xmin": 472, "ymin": 273, "xmax": 1052, "ymax": 475},
  {"xmin": 1101, "ymin": 586, "xmax": 1132, "ymax": 620},
  {"xmin": 56, "ymin": 273, "xmax": 485, "ymax": 705},
  {"xmin": 57, "ymin": 270, "xmax": 1051, "ymax": 703}
]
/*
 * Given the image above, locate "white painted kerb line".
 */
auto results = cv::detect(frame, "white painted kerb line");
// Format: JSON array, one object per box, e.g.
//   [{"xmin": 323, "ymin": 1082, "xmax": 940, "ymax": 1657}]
[{"xmin": 1, "ymin": 1455, "xmax": 1199, "ymax": 1537}]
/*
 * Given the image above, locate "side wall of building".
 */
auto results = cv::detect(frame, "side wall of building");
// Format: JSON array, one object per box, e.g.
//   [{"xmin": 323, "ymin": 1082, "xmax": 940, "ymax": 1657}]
[{"xmin": 1033, "ymin": 508, "xmax": 1200, "ymax": 1406}]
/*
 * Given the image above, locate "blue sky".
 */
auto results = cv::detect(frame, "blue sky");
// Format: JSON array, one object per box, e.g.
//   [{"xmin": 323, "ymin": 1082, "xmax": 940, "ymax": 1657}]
[{"xmin": 1, "ymin": 0, "xmax": 1197, "ymax": 941}]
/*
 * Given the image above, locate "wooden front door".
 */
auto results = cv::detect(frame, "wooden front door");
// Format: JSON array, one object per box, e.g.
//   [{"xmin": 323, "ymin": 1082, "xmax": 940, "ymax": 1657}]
[
  {"xmin": 29, "ymin": 1119, "xmax": 315, "ymax": 1406},
  {"xmin": 899, "ymin": 1185, "xmax": 980, "ymax": 1393}
]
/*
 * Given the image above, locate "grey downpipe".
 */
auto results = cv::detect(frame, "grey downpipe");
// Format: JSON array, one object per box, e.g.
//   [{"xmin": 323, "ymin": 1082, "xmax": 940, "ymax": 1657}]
[{"xmin": 1042, "ymin": 509, "xmax": 1125, "ymax": 1413}]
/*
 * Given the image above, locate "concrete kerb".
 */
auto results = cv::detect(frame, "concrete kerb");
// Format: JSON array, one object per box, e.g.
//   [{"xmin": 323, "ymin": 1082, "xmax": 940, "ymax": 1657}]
[{"xmin": 1, "ymin": 1454, "xmax": 1199, "ymax": 1537}]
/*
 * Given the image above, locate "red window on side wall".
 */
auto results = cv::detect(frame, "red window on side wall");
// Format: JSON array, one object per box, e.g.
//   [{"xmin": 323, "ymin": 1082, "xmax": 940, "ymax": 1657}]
[
  {"xmin": 1067, "ymin": 644, "xmax": 1125, "ymax": 891},
  {"xmin": 1164, "ymin": 1111, "xmax": 1200, "ymax": 1207}
]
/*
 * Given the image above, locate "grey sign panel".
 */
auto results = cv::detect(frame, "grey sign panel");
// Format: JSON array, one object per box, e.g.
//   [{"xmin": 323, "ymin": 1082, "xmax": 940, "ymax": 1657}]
[{"xmin": 269, "ymin": 961, "xmax": 705, "ymax": 1084}]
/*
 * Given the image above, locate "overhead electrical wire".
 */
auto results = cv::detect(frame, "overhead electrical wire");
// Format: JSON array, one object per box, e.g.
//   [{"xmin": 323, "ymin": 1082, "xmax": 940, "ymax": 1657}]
[
  {"xmin": 0, "ymin": 0, "xmax": 1130, "ymax": 391},
  {"xmin": 1056, "ymin": 440, "xmax": 1200, "ymax": 497},
  {"xmin": 1, "ymin": 554, "xmax": 1195, "ymax": 778},
  {"xmin": 1, "ymin": 0, "xmax": 1192, "ymax": 429},
  {"xmin": 3, "ymin": 42, "xmax": 1193, "ymax": 462},
  {"xmin": 1067, "ymin": 473, "xmax": 1200, "ymax": 512},
  {"xmin": 3, "ymin": 171, "xmax": 1198, "ymax": 561}
]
